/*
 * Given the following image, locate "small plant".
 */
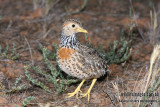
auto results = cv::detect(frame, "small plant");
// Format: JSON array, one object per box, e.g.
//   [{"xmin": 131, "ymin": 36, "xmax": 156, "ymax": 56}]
[
  {"xmin": 0, "ymin": 82, "xmax": 6, "ymax": 96},
  {"xmin": 5, "ymin": 75, "xmax": 26, "ymax": 93},
  {"xmin": 0, "ymin": 75, "xmax": 26, "ymax": 98},
  {"xmin": 84, "ymin": 34, "xmax": 132, "ymax": 65},
  {"xmin": 104, "ymin": 35, "xmax": 132, "ymax": 64},
  {"xmin": 25, "ymin": 66, "xmax": 52, "ymax": 93},
  {"xmin": 0, "ymin": 43, "xmax": 19, "ymax": 60},
  {"xmin": 22, "ymin": 96, "xmax": 35, "ymax": 107},
  {"xmin": 14, "ymin": 96, "xmax": 35, "ymax": 107}
]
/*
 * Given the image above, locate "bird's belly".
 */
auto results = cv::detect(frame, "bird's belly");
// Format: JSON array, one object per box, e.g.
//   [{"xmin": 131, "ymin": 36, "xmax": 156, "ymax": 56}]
[
  {"xmin": 57, "ymin": 55, "xmax": 105, "ymax": 79},
  {"xmin": 57, "ymin": 57, "xmax": 87, "ymax": 79},
  {"xmin": 57, "ymin": 47, "xmax": 86, "ymax": 79}
]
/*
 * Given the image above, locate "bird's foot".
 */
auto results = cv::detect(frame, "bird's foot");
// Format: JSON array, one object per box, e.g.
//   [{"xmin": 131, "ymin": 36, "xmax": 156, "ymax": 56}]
[
  {"xmin": 80, "ymin": 79, "xmax": 97, "ymax": 101},
  {"xmin": 67, "ymin": 79, "xmax": 85, "ymax": 99},
  {"xmin": 80, "ymin": 90, "xmax": 91, "ymax": 101},
  {"xmin": 67, "ymin": 88, "xmax": 82, "ymax": 98}
]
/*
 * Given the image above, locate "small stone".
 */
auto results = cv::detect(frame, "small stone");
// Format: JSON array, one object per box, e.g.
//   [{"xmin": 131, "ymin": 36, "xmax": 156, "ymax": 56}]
[
  {"xmin": 145, "ymin": 55, "xmax": 150, "ymax": 61},
  {"xmin": 66, "ymin": 100, "xmax": 77, "ymax": 106},
  {"xmin": 0, "ymin": 97, "xmax": 7, "ymax": 105}
]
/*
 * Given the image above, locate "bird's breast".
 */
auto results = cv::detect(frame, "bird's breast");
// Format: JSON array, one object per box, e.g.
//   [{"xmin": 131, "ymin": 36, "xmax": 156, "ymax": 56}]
[{"xmin": 57, "ymin": 47, "xmax": 77, "ymax": 61}]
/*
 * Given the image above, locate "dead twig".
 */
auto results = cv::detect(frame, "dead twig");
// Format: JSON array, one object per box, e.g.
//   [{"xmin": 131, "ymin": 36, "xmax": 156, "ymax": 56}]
[
  {"xmin": 103, "ymin": 90, "xmax": 116, "ymax": 106},
  {"xmin": 65, "ymin": 0, "xmax": 88, "ymax": 15},
  {"xmin": 129, "ymin": 0, "xmax": 145, "ymax": 41},
  {"xmin": 24, "ymin": 36, "xmax": 34, "ymax": 65}
]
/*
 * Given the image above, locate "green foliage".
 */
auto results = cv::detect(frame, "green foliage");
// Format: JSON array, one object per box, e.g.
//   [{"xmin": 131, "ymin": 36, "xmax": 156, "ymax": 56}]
[
  {"xmin": 84, "ymin": 33, "xmax": 132, "ymax": 64},
  {"xmin": 0, "ymin": 43, "xmax": 19, "ymax": 60},
  {"xmin": 25, "ymin": 66, "xmax": 52, "ymax": 93},
  {"xmin": 14, "ymin": 96, "xmax": 35, "ymax": 107},
  {"xmin": 147, "ymin": 77, "xmax": 160, "ymax": 95},
  {"xmin": 39, "ymin": 43, "xmax": 56, "ymax": 60},
  {"xmin": 5, "ymin": 75, "xmax": 26, "ymax": 93},
  {"xmin": 25, "ymin": 44, "xmax": 78, "ymax": 94},
  {"xmin": 140, "ymin": 77, "xmax": 160, "ymax": 107},
  {"xmin": 104, "ymin": 35, "xmax": 132, "ymax": 64},
  {"xmin": 52, "ymin": 43, "xmax": 58, "ymax": 51},
  {"xmin": 0, "ymin": 44, "xmax": 9, "ymax": 57},
  {"xmin": 22, "ymin": 96, "xmax": 35, "ymax": 107},
  {"xmin": 15, "ymin": 104, "xmax": 19, "ymax": 107},
  {"xmin": 0, "ymin": 75, "xmax": 26, "ymax": 96},
  {"xmin": 0, "ymin": 82, "xmax": 6, "ymax": 96}
]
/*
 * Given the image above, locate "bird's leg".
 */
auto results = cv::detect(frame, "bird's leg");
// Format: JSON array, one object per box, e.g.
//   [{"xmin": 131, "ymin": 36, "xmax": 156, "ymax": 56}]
[
  {"xmin": 81, "ymin": 78, "xmax": 97, "ymax": 101},
  {"xmin": 68, "ymin": 79, "xmax": 85, "ymax": 98}
]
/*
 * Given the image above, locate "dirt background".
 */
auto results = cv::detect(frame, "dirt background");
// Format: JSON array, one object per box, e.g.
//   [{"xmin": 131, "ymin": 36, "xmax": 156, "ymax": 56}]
[{"xmin": 0, "ymin": 0, "xmax": 160, "ymax": 107}]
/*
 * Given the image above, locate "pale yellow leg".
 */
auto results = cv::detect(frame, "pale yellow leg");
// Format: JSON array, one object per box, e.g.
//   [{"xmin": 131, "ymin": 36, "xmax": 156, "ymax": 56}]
[
  {"xmin": 81, "ymin": 78, "xmax": 97, "ymax": 101},
  {"xmin": 68, "ymin": 79, "xmax": 85, "ymax": 98}
]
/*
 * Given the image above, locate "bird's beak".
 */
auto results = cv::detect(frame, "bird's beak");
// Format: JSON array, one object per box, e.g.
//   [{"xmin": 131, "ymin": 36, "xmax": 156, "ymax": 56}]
[{"xmin": 77, "ymin": 27, "xmax": 88, "ymax": 33}]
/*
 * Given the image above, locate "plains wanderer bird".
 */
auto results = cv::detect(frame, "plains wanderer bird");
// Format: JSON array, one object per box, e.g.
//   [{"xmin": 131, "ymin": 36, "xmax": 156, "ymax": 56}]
[{"xmin": 57, "ymin": 19, "xmax": 109, "ymax": 101}]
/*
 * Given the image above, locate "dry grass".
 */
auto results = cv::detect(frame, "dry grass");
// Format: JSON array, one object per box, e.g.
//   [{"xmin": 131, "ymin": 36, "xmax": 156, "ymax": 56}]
[
  {"xmin": 112, "ymin": 82, "xmax": 123, "ymax": 107},
  {"xmin": 112, "ymin": 8, "xmax": 160, "ymax": 107},
  {"xmin": 112, "ymin": 44, "xmax": 160, "ymax": 107},
  {"xmin": 149, "ymin": 9, "xmax": 160, "ymax": 45},
  {"xmin": 144, "ymin": 45, "xmax": 160, "ymax": 92}
]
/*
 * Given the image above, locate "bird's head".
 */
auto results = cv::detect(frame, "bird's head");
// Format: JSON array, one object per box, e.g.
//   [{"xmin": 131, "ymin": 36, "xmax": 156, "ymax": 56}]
[{"xmin": 62, "ymin": 19, "xmax": 88, "ymax": 36}]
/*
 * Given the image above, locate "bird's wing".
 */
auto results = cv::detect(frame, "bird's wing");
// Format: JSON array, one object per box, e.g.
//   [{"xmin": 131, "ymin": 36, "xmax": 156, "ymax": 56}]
[{"xmin": 75, "ymin": 44, "xmax": 109, "ymax": 79}]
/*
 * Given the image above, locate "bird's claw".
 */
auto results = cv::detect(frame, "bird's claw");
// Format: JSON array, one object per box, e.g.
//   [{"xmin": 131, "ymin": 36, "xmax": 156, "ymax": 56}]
[
  {"xmin": 80, "ymin": 91, "xmax": 90, "ymax": 101},
  {"xmin": 67, "ymin": 89, "xmax": 82, "ymax": 98}
]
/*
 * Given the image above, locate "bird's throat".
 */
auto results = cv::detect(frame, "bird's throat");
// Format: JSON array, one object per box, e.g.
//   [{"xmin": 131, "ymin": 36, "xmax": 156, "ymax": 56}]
[{"xmin": 60, "ymin": 31, "xmax": 78, "ymax": 49}]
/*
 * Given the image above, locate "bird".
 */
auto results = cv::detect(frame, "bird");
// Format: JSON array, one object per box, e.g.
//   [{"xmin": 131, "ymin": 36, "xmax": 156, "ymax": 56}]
[{"xmin": 56, "ymin": 19, "xmax": 109, "ymax": 101}]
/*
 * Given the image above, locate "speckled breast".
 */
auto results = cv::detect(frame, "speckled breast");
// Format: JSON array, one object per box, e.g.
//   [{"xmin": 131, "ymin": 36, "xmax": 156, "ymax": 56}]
[
  {"xmin": 57, "ymin": 47, "xmax": 91, "ymax": 79},
  {"xmin": 56, "ymin": 47, "xmax": 82, "ymax": 78},
  {"xmin": 57, "ymin": 47, "xmax": 106, "ymax": 79}
]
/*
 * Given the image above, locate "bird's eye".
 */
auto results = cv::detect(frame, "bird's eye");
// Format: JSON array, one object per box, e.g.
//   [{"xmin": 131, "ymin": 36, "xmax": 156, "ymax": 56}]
[{"xmin": 72, "ymin": 24, "xmax": 75, "ymax": 28}]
